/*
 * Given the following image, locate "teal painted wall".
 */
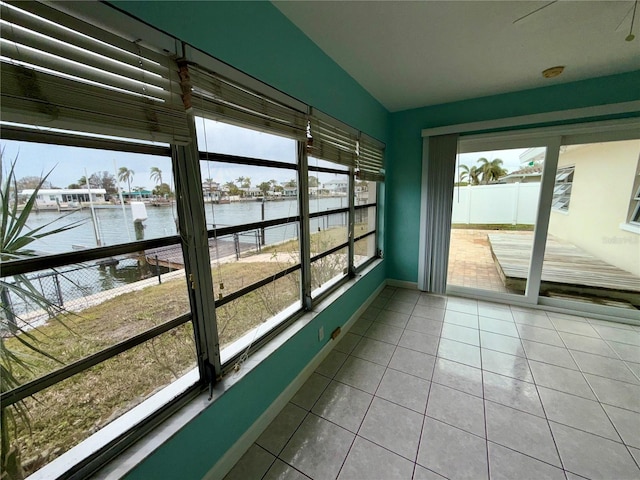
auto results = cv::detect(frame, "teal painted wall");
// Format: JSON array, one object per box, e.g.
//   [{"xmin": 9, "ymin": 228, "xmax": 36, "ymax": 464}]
[
  {"xmin": 386, "ymin": 70, "xmax": 640, "ymax": 282},
  {"xmin": 106, "ymin": 3, "xmax": 390, "ymax": 478},
  {"xmin": 125, "ymin": 262, "xmax": 386, "ymax": 480},
  {"xmin": 110, "ymin": 1, "xmax": 388, "ymax": 143}
]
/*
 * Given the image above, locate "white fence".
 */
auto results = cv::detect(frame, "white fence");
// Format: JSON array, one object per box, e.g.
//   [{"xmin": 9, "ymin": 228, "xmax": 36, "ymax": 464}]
[{"xmin": 451, "ymin": 183, "xmax": 540, "ymax": 225}]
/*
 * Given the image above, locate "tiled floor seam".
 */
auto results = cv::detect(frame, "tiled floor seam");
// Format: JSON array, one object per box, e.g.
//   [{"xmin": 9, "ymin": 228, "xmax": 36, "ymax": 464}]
[
  {"xmin": 518, "ymin": 326, "xmax": 568, "ymax": 478},
  {"xmin": 478, "ymin": 326, "xmax": 492, "ymax": 480},
  {"xmin": 332, "ymin": 328, "xmax": 403, "ymax": 479},
  {"xmin": 415, "ymin": 302, "xmax": 445, "ymax": 477},
  {"xmin": 560, "ymin": 337, "xmax": 640, "ymax": 471}
]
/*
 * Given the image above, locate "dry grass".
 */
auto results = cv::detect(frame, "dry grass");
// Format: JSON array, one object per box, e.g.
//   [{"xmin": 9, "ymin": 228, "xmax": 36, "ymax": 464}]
[
  {"xmin": 452, "ymin": 223, "xmax": 534, "ymax": 231},
  {"xmin": 5, "ymin": 259, "xmax": 304, "ymax": 476},
  {"xmin": 6, "ymin": 225, "xmax": 359, "ymax": 475}
]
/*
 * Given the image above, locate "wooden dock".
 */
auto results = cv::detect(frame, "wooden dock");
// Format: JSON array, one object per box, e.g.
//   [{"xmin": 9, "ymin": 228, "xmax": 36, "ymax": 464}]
[
  {"xmin": 488, "ymin": 233, "xmax": 640, "ymax": 306},
  {"xmin": 145, "ymin": 236, "xmax": 257, "ymax": 269}
]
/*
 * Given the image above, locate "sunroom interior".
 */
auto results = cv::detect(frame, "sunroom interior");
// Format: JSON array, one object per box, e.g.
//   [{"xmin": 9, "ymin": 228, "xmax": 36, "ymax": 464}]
[{"xmin": 1, "ymin": 1, "xmax": 639, "ymax": 480}]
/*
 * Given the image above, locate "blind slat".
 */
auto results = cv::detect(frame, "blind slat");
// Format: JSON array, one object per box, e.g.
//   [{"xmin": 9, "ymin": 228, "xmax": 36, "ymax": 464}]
[
  {"xmin": 188, "ymin": 66, "xmax": 307, "ymax": 141},
  {"xmin": 0, "ymin": 3, "xmax": 174, "ymax": 82},
  {"xmin": 1, "ymin": 1, "xmax": 188, "ymax": 144},
  {"xmin": 2, "ymin": 63, "xmax": 189, "ymax": 144}
]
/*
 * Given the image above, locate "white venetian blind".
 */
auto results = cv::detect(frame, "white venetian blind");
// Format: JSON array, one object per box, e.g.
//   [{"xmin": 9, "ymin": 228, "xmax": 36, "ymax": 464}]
[
  {"xmin": 358, "ymin": 134, "xmax": 385, "ymax": 181},
  {"xmin": 185, "ymin": 64, "xmax": 308, "ymax": 141},
  {"xmin": 0, "ymin": 1, "xmax": 190, "ymax": 144},
  {"xmin": 307, "ymin": 110, "xmax": 359, "ymax": 167}
]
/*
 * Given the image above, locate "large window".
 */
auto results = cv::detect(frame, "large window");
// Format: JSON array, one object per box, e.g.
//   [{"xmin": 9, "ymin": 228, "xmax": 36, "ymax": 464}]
[{"xmin": 0, "ymin": 3, "xmax": 384, "ymax": 477}]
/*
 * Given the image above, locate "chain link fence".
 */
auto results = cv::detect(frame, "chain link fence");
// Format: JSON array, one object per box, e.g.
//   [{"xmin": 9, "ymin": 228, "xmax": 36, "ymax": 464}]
[{"xmin": 1, "ymin": 234, "xmax": 262, "ymax": 330}]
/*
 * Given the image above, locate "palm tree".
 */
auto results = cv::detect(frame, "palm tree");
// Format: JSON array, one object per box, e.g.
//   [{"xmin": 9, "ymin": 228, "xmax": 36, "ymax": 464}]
[
  {"xmin": 477, "ymin": 157, "xmax": 507, "ymax": 184},
  {"xmin": 149, "ymin": 167, "xmax": 162, "ymax": 186},
  {"xmin": 469, "ymin": 165, "xmax": 482, "ymax": 186},
  {"xmin": 458, "ymin": 164, "xmax": 470, "ymax": 183},
  {"xmin": 77, "ymin": 175, "xmax": 88, "ymax": 187},
  {"xmin": 117, "ymin": 167, "xmax": 134, "ymax": 195}
]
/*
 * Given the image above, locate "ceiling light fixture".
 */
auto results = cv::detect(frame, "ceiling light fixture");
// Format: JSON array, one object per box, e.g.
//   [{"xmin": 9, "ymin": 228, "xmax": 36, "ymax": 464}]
[{"xmin": 542, "ymin": 66, "xmax": 565, "ymax": 78}]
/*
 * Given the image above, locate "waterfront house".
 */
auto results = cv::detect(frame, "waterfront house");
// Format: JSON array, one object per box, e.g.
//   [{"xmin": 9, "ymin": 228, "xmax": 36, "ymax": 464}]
[{"xmin": 19, "ymin": 188, "xmax": 107, "ymax": 210}]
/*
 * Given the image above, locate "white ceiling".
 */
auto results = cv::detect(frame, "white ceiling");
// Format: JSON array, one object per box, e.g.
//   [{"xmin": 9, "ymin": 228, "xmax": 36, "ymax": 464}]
[{"xmin": 274, "ymin": 1, "xmax": 640, "ymax": 112}]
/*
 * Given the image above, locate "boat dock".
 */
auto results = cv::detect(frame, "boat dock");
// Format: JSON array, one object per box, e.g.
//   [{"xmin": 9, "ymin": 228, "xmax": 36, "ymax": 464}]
[{"xmin": 145, "ymin": 236, "xmax": 257, "ymax": 269}]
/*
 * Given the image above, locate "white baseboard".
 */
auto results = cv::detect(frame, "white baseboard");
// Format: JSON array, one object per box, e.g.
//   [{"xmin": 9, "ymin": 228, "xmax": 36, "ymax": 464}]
[
  {"xmin": 386, "ymin": 279, "xmax": 419, "ymax": 290},
  {"xmin": 204, "ymin": 281, "xmax": 385, "ymax": 480}
]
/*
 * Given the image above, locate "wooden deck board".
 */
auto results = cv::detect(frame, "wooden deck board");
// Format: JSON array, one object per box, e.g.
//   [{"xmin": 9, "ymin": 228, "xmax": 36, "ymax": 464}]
[{"xmin": 488, "ymin": 233, "xmax": 640, "ymax": 293}]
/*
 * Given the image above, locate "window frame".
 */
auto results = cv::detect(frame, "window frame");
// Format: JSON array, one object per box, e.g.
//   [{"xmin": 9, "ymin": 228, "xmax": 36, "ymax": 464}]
[
  {"xmin": 551, "ymin": 165, "xmax": 575, "ymax": 212},
  {"xmin": 627, "ymin": 163, "xmax": 640, "ymax": 226},
  {"xmin": 0, "ymin": 3, "xmax": 385, "ymax": 477}
]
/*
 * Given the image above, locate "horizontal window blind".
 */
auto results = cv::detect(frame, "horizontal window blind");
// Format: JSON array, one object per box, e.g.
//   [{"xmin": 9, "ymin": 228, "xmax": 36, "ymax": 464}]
[
  {"xmin": 308, "ymin": 111, "xmax": 358, "ymax": 167},
  {"xmin": 185, "ymin": 64, "xmax": 308, "ymax": 141},
  {"xmin": 0, "ymin": 1, "xmax": 190, "ymax": 144},
  {"xmin": 358, "ymin": 134, "xmax": 385, "ymax": 181}
]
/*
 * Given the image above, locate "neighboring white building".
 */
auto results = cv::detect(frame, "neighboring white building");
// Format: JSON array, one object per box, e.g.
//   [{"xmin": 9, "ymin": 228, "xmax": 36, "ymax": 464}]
[
  {"xmin": 322, "ymin": 179, "xmax": 348, "ymax": 193},
  {"xmin": 20, "ymin": 188, "xmax": 107, "ymax": 209},
  {"xmin": 519, "ymin": 147, "xmax": 545, "ymax": 168},
  {"xmin": 240, "ymin": 187, "xmax": 262, "ymax": 198},
  {"xmin": 547, "ymin": 139, "xmax": 640, "ymax": 277},
  {"xmin": 501, "ymin": 165, "xmax": 543, "ymax": 183},
  {"xmin": 283, "ymin": 186, "xmax": 297, "ymax": 197}
]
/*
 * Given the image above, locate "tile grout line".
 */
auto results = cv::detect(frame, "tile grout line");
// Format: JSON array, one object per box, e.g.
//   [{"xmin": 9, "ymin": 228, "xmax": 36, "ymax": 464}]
[
  {"xmin": 544, "ymin": 308, "xmax": 639, "ymax": 475},
  {"xmin": 334, "ymin": 294, "xmax": 404, "ymax": 480},
  {"xmin": 514, "ymin": 311, "xmax": 568, "ymax": 477},
  {"xmin": 551, "ymin": 316, "xmax": 640, "ymax": 471},
  {"xmin": 412, "ymin": 292, "xmax": 447, "ymax": 478}
]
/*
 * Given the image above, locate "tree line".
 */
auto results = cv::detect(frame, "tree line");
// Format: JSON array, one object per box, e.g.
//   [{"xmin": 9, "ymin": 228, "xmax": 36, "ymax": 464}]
[{"xmin": 14, "ymin": 167, "xmax": 171, "ymax": 197}]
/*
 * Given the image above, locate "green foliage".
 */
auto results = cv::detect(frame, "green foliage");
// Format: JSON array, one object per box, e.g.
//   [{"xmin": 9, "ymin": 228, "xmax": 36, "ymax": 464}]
[
  {"xmin": 459, "ymin": 158, "xmax": 508, "ymax": 186},
  {"xmin": 477, "ymin": 157, "xmax": 507, "ymax": 184},
  {"xmin": 152, "ymin": 183, "xmax": 172, "ymax": 197},
  {"xmin": 224, "ymin": 181, "xmax": 240, "ymax": 196},
  {"xmin": 149, "ymin": 167, "xmax": 163, "ymax": 186},
  {"xmin": 1, "ymin": 156, "xmax": 82, "ymax": 480},
  {"xmin": 117, "ymin": 166, "xmax": 134, "ymax": 194},
  {"xmin": 257, "ymin": 181, "xmax": 271, "ymax": 195}
]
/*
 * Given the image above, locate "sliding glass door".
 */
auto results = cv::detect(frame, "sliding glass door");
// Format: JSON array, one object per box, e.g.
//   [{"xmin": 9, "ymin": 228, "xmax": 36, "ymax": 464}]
[
  {"xmin": 447, "ymin": 146, "xmax": 545, "ymax": 297},
  {"xmin": 446, "ymin": 120, "xmax": 640, "ymax": 319}
]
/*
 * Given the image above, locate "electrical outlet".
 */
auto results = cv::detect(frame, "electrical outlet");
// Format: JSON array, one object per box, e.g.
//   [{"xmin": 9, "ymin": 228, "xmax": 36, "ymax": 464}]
[{"xmin": 318, "ymin": 326, "xmax": 324, "ymax": 342}]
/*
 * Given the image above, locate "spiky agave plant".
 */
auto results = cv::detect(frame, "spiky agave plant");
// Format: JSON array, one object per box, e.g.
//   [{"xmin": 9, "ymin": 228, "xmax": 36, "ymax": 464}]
[{"xmin": 1, "ymin": 155, "xmax": 83, "ymax": 480}]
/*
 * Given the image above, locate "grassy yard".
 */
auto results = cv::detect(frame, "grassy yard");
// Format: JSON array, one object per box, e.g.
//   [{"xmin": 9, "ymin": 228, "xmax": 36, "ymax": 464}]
[
  {"xmin": 451, "ymin": 223, "xmax": 534, "ymax": 231},
  {"xmin": 4, "ymin": 225, "xmax": 362, "ymax": 475},
  {"xmin": 4, "ymin": 260, "xmax": 303, "ymax": 475}
]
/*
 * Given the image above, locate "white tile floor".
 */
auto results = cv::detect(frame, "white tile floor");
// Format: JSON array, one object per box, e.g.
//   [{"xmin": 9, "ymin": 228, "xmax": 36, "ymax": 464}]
[{"xmin": 225, "ymin": 287, "xmax": 640, "ymax": 480}]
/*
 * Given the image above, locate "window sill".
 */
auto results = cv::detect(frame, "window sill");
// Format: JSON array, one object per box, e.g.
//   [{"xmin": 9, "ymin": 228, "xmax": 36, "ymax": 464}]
[
  {"xmin": 619, "ymin": 223, "xmax": 640, "ymax": 235},
  {"xmin": 51, "ymin": 258, "xmax": 381, "ymax": 480}
]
